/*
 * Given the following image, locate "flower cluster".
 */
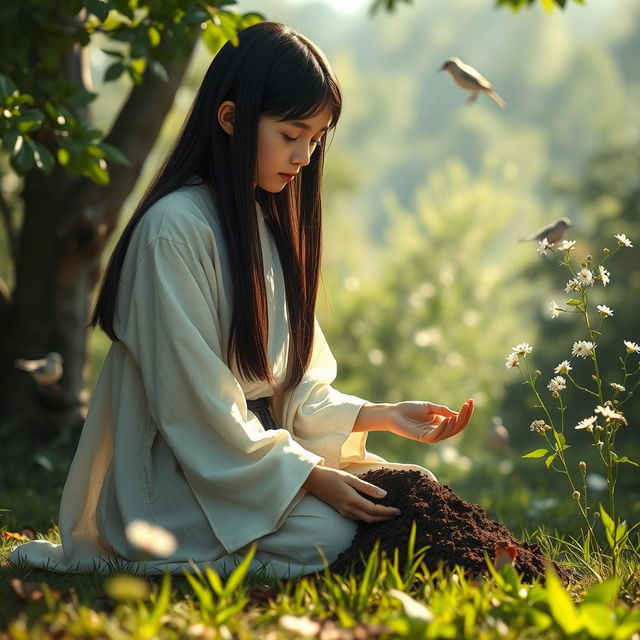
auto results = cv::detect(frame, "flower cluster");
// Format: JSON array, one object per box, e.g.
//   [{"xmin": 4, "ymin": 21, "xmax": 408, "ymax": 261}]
[
  {"xmin": 547, "ymin": 376, "xmax": 566, "ymax": 393},
  {"xmin": 505, "ymin": 343, "xmax": 532, "ymax": 368},
  {"xmin": 512, "ymin": 232, "xmax": 637, "ymax": 575},
  {"xmin": 529, "ymin": 419, "xmax": 550, "ymax": 434},
  {"xmin": 571, "ymin": 341, "xmax": 595, "ymax": 358}
]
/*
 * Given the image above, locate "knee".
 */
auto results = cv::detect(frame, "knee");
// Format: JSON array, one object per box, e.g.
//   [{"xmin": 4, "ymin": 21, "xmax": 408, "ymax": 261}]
[{"xmin": 296, "ymin": 497, "xmax": 358, "ymax": 566}]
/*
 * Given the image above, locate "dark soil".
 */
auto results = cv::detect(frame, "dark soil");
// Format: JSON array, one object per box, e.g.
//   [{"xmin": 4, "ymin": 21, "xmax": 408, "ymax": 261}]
[{"xmin": 328, "ymin": 469, "xmax": 571, "ymax": 585}]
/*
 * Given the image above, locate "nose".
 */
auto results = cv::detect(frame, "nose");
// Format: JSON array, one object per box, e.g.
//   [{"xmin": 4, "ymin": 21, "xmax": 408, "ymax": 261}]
[{"xmin": 291, "ymin": 143, "xmax": 312, "ymax": 167}]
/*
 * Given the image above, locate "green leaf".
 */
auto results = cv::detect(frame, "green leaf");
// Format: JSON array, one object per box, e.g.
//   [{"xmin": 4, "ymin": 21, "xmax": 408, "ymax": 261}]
[
  {"xmin": 32, "ymin": 142, "xmax": 55, "ymax": 173},
  {"xmin": 3, "ymin": 128, "xmax": 19, "ymax": 153},
  {"xmin": 86, "ymin": 0, "xmax": 110, "ymax": 22},
  {"xmin": 0, "ymin": 74, "xmax": 17, "ymax": 102},
  {"xmin": 57, "ymin": 147, "xmax": 70, "ymax": 166},
  {"xmin": 83, "ymin": 159, "xmax": 110, "ymax": 185},
  {"xmin": 101, "ymin": 48, "xmax": 124, "ymax": 59},
  {"xmin": 15, "ymin": 108, "xmax": 45, "ymax": 134},
  {"xmin": 599, "ymin": 504, "xmax": 616, "ymax": 549},
  {"xmin": 223, "ymin": 543, "xmax": 256, "ymax": 595},
  {"xmin": 579, "ymin": 603, "xmax": 616, "ymax": 638},
  {"xmin": 522, "ymin": 448, "xmax": 548, "ymax": 459},
  {"xmin": 148, "ymin": 59, "xmax": 169, "ymax": 83},
  {"xmin": 104, "ymin": 61, "xmax": 126, "ymax": 82},
  {"xmin": 148, "ymin": 26, "xmax": 161, "ymax": 47},
  {"xmin": 614, "ymin": 610, "xmax": 640, "ymax": 639},
  {"xmin": 99, "ymin": 142, "xmax": 129, "ymax": 166},
  {"xmin": 566, "ymin": 299, "xmax": 582, "ymax": 306},
  {"xmin": 11, "ymin": 136, "xmax": 35, "ymax": 174},
  {"xmin": 86, "ymin": 144, "xmax": 106, "ymax": 158},
  {"xmin": 614, "ymin": 456, "xmax": 638, "ymax": 467},
  {"xmin": 202, "ymin": 22, "xmax": 226, "ymax": 56},
  {"xmin": 545, "ymin": 567, "xmax": 581, "ymax": 635},
  {"xmin": 184, "ymin": 7, "xmax": 210, "ymax": 24},
  {"xmin": 582, "ymin": 577, "xmax": 620, "ymax": 604},
  {"xmin": 545, "ymin": 453, "xmax": 556, "ymax": 468}
]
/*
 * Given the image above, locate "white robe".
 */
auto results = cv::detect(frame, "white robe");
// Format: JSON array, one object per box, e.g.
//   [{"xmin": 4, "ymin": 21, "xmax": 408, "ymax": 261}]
[{"xmin": 7, "ymin": 185, "xmax": 435, "ymax": 577}]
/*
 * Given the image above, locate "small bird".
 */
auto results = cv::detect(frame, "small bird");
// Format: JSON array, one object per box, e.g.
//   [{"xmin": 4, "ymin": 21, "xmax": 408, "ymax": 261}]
[
  {"xmin": 488, "ymin": 416, "xmax": 516, "ymax": 457},
  {"xmin": 14, "ymin": 352, "xmax": 64, "ymax": 387},
  {"xmin": 519, "ymin": 217, "xmax": 572, "ymax": 244},
  {"xmin": 439, "ymin": 57, "xmax": 506, "ymax": 108}
]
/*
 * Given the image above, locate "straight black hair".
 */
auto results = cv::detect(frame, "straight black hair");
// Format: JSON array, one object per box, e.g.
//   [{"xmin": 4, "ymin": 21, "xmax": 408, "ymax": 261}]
[{"xmin": 88, "ymin": 22, "xmax": 342, "ymax": 392}]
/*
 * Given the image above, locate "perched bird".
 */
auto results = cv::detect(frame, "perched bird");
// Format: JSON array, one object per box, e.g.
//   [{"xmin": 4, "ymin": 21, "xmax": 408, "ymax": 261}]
[
  {"xmin": 14, "ymin": 352, "xmax": 64, "ymax": 387},
  {"xmin": 519, "ymin": 217, "xmax": 572, "ymax": 244},
  {"xmin": 488, "ymin": 416, "xmax": 516, "ymax": 457},
  {"xmin": 439, "ymin": 57, "xmax": 506, "ymax": 108}
]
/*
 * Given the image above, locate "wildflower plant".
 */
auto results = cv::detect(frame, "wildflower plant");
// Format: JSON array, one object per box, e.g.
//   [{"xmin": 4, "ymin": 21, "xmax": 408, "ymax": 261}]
[{"xmin": 506, "ymin": 233, "xmax": 639, "ymax": 576}]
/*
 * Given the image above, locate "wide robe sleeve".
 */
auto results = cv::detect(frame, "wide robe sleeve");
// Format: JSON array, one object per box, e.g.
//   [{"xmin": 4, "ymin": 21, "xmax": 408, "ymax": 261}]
[
  {"xmin": 116, "ymin": 236, "xmax": 324, "ymax": 554},
  {"xmin": 275, "ymin": 317, "xmax": 372, "ymax": 471}
]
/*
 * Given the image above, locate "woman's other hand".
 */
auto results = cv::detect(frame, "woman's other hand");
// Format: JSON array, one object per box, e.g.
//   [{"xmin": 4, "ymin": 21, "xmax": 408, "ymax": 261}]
[
  {"xmin": 302, "ymin": 466, "xmax": 401, "ymax": 523},
  {"xmin": 388, "ymin": 398, "xmax": 474, "ymax": 443}
]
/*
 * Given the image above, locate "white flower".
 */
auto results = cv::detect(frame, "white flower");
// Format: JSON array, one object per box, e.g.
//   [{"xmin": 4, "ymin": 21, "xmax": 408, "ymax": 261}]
[
  {"xmin": 614, "ymin": 233, "xmax": 633, "ymax": 248},
  {"xmin": 572, "ymin": 341, "xmax": 595, "ymax": 358},
  {"xmin": 529, "ymin": 419, "xmax": 549, "ymax": 434},
  {"xmin": 554, "ymin": 360, "xmax": 572, "ymax": 375},
  {"xmin": 577, "ymin": 268, "xmax": 594, "ymax": 287},
  {"xmin": 575, "ymin": 416, "xmax": 597, "ymax": 432},
  {"xmin": 550, "ymin": 300, "xmax": 561, "ymax": 319},
  {"xmin": 624, "ymin": 340, "xmax": 640, "ymax": 354},
  {"xmin": 565, "ymin": 278, "xmax": 581, "ymax": 293},
  {"xmin": 610, "ymin": 383, "xmax": 625, "ymax": 393},
  {"xmin": 596, "ymin": 305, "xmax": 613, "ymax": 318},
  {"xmin": 558, "ymin": 240, "xmax": 576, "ymax": 251},
  {"xmin": 505, "ymin": 352, "xmax": 520, "ymax": 368},
  {"xmin": 511, "ymin": 343, "xmax": 533, "ymax": 356},
  {"xmin": 547, "ymin": 376, "xmax": 566, "ymax": 393},
  {"xmin": 537, "ymin": 238, "xmax": 554, "ymax": 255},
  {"xmin": 595, "ymin": 405, "xmax": 627, "ymax": 425},
  {"xmin": 599, "ymin": 266, "xmax": 610, "ymax": 286},
  {"xmin": 125, "ymin": 520, "xmax": 177, "ymax": 558}
]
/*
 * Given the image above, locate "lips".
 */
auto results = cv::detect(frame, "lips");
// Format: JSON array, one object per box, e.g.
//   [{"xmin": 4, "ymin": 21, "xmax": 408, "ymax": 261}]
[{"xmin": 279, "ymin": 172, "xmax": 297, "ymax": 181}]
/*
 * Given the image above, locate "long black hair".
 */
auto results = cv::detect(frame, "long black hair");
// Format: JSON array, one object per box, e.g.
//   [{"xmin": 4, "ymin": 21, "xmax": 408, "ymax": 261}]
[{"xmin": 88, "ymin": 22, "xmax": 342, "ymax": 392}]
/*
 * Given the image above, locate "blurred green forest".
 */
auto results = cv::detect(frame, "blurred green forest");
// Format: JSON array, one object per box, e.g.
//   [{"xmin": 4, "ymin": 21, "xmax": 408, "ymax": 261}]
[{"xmin": 2, "ymin": 0, "xmax": 637, "ymax": 534}]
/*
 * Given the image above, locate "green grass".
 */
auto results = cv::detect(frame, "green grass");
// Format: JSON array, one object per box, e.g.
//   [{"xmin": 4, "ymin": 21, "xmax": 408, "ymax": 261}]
[{"xmin": 2, "ymin": 511, "xmax": 640, "ymax": 639}]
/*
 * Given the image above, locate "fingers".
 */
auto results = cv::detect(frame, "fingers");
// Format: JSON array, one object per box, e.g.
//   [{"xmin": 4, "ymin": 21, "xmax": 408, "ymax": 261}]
[
  {"xmin": 431, "ymin": 399, "xmax": 474, "ymax": 442},
  {"xmin": 426, "ymin": 402, "xmax": 457, "ymax": 418},
  {"xmin": 349, "ymin": 505, "xmax": 402, "ymax": 523},
  {"xmin": 349, "ymin": 497, "xmax": 401, "ymax": 523},
  {"xmin": 348, "ymin": 478, "xmax": 401, "ymax": 522},
  {"xmin": 353, "ymin": 478, "xmax": 389, "ymax": 500}
]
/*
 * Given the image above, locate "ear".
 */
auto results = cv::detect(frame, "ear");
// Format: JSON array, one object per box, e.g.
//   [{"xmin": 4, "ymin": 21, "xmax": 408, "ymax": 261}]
[{"xmin": 217, "ymin": 100, "xmax": 235, "ymax": 135}]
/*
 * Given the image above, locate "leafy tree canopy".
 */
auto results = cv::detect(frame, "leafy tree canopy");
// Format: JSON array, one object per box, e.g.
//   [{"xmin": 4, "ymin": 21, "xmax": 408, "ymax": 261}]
[{"xmin": 0, "ymin": 1, "xmax": 263, "ymax": 185}]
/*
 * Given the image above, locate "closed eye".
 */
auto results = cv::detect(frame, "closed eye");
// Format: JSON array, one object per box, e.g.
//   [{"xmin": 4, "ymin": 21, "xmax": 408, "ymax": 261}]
[{"xmin": 282, "ymin": 133, "xmax": 323, "ymax": 146}]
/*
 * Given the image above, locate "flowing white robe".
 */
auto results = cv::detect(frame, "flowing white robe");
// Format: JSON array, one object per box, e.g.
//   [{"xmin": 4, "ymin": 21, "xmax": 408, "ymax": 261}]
[{"xmin": 7, "ymin": 185, "xmax": 434, "ymax": 577}]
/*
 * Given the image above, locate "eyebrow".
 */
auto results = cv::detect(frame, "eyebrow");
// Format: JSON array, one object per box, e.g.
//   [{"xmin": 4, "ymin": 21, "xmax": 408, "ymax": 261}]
[{"xmin": 289, "ymin": 121, "xmax": 330, "ymax": 132}]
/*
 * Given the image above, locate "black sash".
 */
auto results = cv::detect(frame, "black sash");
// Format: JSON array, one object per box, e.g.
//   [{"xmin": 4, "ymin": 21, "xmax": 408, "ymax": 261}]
[{"xmin": 246, "ymin": 397, "xmax": 279, "ymax": 431}]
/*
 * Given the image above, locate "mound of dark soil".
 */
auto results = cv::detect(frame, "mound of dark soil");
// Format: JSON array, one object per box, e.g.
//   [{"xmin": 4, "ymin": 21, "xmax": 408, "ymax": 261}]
[{"xmin": 328, "ymin": 469, "xmax": 571, "ymax": 585}]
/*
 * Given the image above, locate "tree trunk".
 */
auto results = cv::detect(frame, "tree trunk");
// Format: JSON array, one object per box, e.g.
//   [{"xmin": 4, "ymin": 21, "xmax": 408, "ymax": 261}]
[{"xmin": 0, "ymin": 41, "xmax": 197, "ymax": 448}]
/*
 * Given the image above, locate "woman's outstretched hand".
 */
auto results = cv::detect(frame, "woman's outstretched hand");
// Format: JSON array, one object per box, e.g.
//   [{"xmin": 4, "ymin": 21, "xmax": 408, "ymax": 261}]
[
  {"xmin": 302, "ymin": 466, "xmax": 402, "ymax": 523},
  {"xmin": 388, "ymin": 398, "xmax": 474, "ymax": 443}
]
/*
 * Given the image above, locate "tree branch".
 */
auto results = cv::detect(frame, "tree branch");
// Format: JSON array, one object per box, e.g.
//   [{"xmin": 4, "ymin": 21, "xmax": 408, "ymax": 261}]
[{"xmin": 0, "ymin": 188, "xmax": 18, "ymax": 265}]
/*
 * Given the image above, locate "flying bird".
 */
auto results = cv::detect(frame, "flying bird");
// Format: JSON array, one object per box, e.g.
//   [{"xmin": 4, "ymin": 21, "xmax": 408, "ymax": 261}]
[
  {"xmin": 519, "ymin": 217, "xmax": 572, "ymax": 244},
  {"xmin": 14, "ymin": 352, "xmax": 64, "ymax": 388},
  {"xmin": 439, "ymin": 57, "xmax": 506, "ymax": 108}
]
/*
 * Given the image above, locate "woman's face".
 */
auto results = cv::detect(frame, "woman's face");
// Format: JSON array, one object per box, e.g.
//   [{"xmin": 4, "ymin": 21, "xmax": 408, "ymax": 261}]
[{"xmin": 254, "ymin": 106, "xmax": 332, "ymax": 192}]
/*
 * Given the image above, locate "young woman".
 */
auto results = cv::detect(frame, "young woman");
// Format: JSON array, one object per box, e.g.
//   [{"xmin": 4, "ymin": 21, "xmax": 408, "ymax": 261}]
[{"xmin": 8, "ymin": 22, "xmax": 473, "ymax": 578}]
